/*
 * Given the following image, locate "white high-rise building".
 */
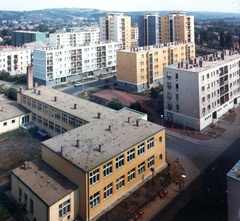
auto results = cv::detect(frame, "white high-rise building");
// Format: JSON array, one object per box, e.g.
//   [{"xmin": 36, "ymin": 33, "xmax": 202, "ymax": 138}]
[
  {"xmin": 33, "ymin": 42, "xmax": 121, "ymax": 86},
  {"xmin": 49, "ymin": 29, "xmax": 100, "ymax": 48},
  {"xmin": 163, "ymin": 50, "xmax": 240, "ymax": 131},
  {"xmin": 99, "ymin": 13, "xmax": 131, "ymax": 49}
]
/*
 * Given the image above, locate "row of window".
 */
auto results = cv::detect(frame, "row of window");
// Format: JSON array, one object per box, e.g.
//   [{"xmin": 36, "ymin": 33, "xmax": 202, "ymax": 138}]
[
  {"xmin": 89, "ymin": 137, "xmax": 161, "ymax": 186},
  {"xmin": 89, "ymin": 156, "xmax": 161, "ymax": 209},
  {"xmin": 22, "ymin": 97, "xmax": 84, "ymax": 128}
]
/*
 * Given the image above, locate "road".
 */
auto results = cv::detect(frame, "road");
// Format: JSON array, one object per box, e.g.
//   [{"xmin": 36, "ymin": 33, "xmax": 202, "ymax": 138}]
[{"xmin": 61, "ymin": 76, "xmax": 116, "ymax": 96}]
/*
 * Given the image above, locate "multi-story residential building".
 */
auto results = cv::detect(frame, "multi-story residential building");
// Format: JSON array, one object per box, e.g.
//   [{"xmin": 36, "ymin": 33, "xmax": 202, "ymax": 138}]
[
  {"xmin": 138, "ymin": 12, "xmax": 194, "ymax": 47},
  {"xmin": 226, "ymin": 159, "xmax": 240, "ymax": 221},
  {"xmin": 138, "ymin": 13, "xmax": 159, "ymax": 47},
  {"xmin": 0, "ymin": 45, "xmax": 33, "ymax": 75},
  {"xmin": 117, "ymin": 42, "xmax": 195, "ymax": 92},
  {"xmin": 11, "ymin": 85, "xmax": 166, "ymax": 221},
  {"xmin": 49, "ymin": 29, "xmax": 100, "ymax": 48},
  {"xmin": 0, "ymin": 95, "xmax": 30, "ymax": 134},
  {"xmin": 33, "ymin": 42, "xmax": 121, "ymax": 86},
  {"xmin": 163, "ymin": 50, "xmax": 240, "ymax": 131},
  {"xmin": 99, "ymin": 13, "xmax": 131, "ymax": 49},
  {"xmin": 12, "ymin": 31, "xmax": 47, "ymax": 47},
  {"xmin": 159, "ymin": 12, "xmax": 194, "ymax": 44},
  {"xmin": 131, "ymin": 27, "xmax": 139, "ymax": 40}
]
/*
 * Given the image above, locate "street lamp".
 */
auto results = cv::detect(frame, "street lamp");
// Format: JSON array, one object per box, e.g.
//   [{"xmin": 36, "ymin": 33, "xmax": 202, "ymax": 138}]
[
  {"xmin": 181, "ymin": 174, "xmax": 186, "ymax": 187},
  {"xmin": 160, "ymin": 115, "xmax": 163, "ymax": 126}
]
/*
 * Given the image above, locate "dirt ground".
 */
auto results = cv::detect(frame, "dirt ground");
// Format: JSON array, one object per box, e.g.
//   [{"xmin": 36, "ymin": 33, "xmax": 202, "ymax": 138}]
[{"xmin": 0, "ymin": 128, "xmax": 42, "ymax": 189}]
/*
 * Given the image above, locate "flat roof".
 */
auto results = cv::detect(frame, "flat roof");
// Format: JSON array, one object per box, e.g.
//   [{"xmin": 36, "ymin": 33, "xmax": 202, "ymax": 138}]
[
  {"xmin": 12, "ymin": 159, "xmax": 78, "ymax": 206},
  {"xmin": 164, "ymin": 52, "xmax": 240, "ymax": 73},
  {"xmin": 0, "ymin": 95, "xmax": 30, "ymax": 122},
  {"xmin": 227, "ymin": 160, "xmax": 240, "ymax": 182},
  {"xmin": 21, "ymin": 86, "xmax": 164, "ymax": 172}
]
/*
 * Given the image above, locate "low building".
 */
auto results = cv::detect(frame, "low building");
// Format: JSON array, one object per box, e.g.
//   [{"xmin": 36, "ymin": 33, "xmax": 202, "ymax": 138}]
[
  {"xmin": 11, "ymin": 86, "xmax": 167, "ymax": 221},
  {"xmin": 0, "ymin": 94, "xmax": 30, "ymax": 134},
  {"xmin": 117, "ymin": 42, "xmax": 195, "ymax": 92},
  {"xmin": 226, "ymin": 159, "xmax": 240, "ymax": 221},
  {"xmin": 163, "ymin": 49, "xmax": 240, "ymax": 131},
  {"xmin": 33, "ymin": 42, "xmax": 121, "ymax": 86}
]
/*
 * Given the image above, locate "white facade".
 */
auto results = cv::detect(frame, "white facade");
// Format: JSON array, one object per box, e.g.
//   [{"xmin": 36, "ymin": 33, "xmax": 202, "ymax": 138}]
[
  {"xmin": 49, "ymin": 29, "xmax": 100, "ymax": 48},
  {"xmin": 33, "ymin": 42, "xmax": 121, "ymax": 86},
  {"xmin": 0, "ymin": 46, "xmax": 33, "ymax": 75},
  {"xmin": 163, "ymin": 50, "xmax": 240, "ymax": 131}
]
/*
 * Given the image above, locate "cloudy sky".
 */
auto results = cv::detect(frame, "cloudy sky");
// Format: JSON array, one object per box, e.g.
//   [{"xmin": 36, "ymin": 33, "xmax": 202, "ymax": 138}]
[{"xmin": 1, "ymin": 0, "xmax": 240, "ymax": 13}]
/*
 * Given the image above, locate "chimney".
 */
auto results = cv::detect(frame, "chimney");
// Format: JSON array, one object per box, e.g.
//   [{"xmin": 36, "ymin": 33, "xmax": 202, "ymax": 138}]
[
  {"xmin": 54, "ymin": 96, "xmax": 57, "ymax": 102},
  {"xmin": 38, "ymin": 90, "xmax": 41, "ymax": 95},
  {"xmin": 99, "ymin": 144, "xmax": 102, "ymax": 152},
  {"xmin": 109, "ymin": 125, "xmax": 112, "ymax": 132},
  {"xmin": 136, "ymin": 119, "xmax": 140, "ymax": 127},
  {"xmin": 76, "ymin": 139, "xmax": 80, "ymax": 148},
  {"xmin": 97, "ymin": 112, "xmax": 102, "ymax": 119},
  {"xmin": 27, "ymin": 65, "xmax": 33, "ymax": 90},
  {"xmin": 24, "ymin": 161, "xmax": 29, "ymax": 170},
  {"xmin": 189, "ymin": 59, "xmax": 193, "ymax": 65},
  {"xmin": 128, "ymin": 117, "xmax": 131, "ymax": 123},
  {"xmin": 34, "ymin": 82, "xmax": 38, "ymax": 88},
  {"xmin": 199, "ymin": 60, "xmax": 203, "ymax": 68},
  {"xmin": 61, "ymin": 146, "xmax": 64, "ymax": 155},
  {"xmin": 74, "ymin": 103, "xmax": 77, "ymax": 109},
  {"xmin": 34, "ymin": 88, "xmax": 37, "ymax": 93},
  {"xmin": 19, "ymin": 87, "xmax": 23, "ymax": 93}
]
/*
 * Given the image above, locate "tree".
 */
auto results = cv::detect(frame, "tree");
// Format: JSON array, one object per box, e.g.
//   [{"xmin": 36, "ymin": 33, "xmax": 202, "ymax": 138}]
[
  {"xmin": 225, "ymin": 31, "xmax": 233, "ymax": 49},
  {"xmin": 150, "ymin": 88, "xmax": 158, "ymax": 98},
  {"xmin": 129, "ymin": 101, "xmax": 142, "ymax": 112},
  {"xmin": 0, "ymin": 83, "xmax": 7, "ymax": 93},
  {"xmin": 107, "ymin": 98, "xmax": 124, "ymax": 110},
  {"xmin": 33, "ymin": 24, "xmax": 49, "ymax": 32},
  {"xmin": 0, "ymin": 70, "xmax": 11, "ymax": 81},
  {"xmin": 5, "ymin": 87, "xmax": 18, "ymax": 100},
  {"xmin": 219, "ymin": 31, "xmax": 226, "ymax": 49}
]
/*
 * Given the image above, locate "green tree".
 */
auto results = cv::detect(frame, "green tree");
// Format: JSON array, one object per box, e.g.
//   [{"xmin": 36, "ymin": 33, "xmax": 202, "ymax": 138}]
[
  {"xmin": 5, "ymin": 87, "xmax": 18, "ymax": 100},
  {"xmin": 107, "ymin": 98, "xmax": 124, "ymax": 110},
  {"xmin": 219, "ymin": 31, "xmax": 226, "ymax": 49},
  {"xmin": 33, "ymin": 24, "xmax": 49, "ymax": 32},
  {"xmin": 0, "ymin": 83, "xmax": 8, "ymax": 93},
  {"xmin": 0, "ymin": 70, "xmax": 11, "ymax": 81},
  {"xmin": 150, "ymin": 87, "xmax": 158, "ymax": 98},
  {"xmin": 129, "ymin": 101, "xmax": 142, "ymax": 112},
  {"xmin": 225, "ymin": 32, "xmax": 233, "ymax": 49}
]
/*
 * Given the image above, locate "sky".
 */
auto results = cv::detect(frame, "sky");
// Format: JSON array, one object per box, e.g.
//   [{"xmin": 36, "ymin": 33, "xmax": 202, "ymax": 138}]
[{"xmin": 1, "ymin": 0, "xmax": 240, "ymax": 13}]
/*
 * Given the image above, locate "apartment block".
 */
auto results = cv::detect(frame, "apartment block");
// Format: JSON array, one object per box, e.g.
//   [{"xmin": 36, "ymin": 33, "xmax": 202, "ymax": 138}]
[
  {"xmin": 163, "ymin": 50, "xmax": 240, "ymax": 131},
  {"xmin": 99, "ymin": 13, "xmax": 132, "ymax": 49},
  {"xmin": 138, "ymin": 12, "xmax": 194, "ymax": 47},
  {"xmin": 0, "ymin": 45, "xmax": 33, "ymax": 75},
  {"xmin": 12, "ymin": 31, "xmax": 47, "ymax": 47},
  {"xmin": 117, "ymin": 42, "xmax": 195, "ymax": 92},
  {"xmin": 12, "ymin": 86, "xmax": 166, "ymax": 221},
  {"xmin": 33, "ymin": 42, "xmax": 121, "ymax": 86},
  {"xmin": 49, "ymin": 29, "xmax": 100, "ymax": 48},
  {"xmin": 226, "ymin": 160, "xmax": 240, "ymax": 221}
]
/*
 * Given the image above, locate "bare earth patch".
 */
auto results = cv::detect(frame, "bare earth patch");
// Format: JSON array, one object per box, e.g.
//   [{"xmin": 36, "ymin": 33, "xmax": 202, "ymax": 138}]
[{"xmin": 222, "ymin": 111, "xmax": 236, "ymax": 122}]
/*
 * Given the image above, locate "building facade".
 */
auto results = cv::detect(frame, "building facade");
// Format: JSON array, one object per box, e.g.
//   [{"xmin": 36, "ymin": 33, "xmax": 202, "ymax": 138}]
[
  {"xmin": 226, "ymin": 159, "xmax": 240, "ymax": 221},
  {"xmin": 0, "ymin": 46, "xmax": 33, "ymax": 75},
  {"xmin": 163, "ymin": 50, "xmax": 240, "ymax": 131},
  {"xmin": 99, "ymin": 13, "xmax": 131, "ymax": 49},
  {"xmin": 33, "ymin": 42, "xmax": 121, "ymax": 86},
  {"xmin": 12, "ymin": 31, "xmax": 47, "ymax": 47},
  {"xmin": 138, "ymin": 12, "xmax": 194, "ymax": 47},
  {"xmin": 117, "ymin": 42, "xmax": 195, "ymax": 92},
  {"xmin": 12, "ymin": 86, "xmax": 167, "ymax": 221},
  {"xmin": 49, "ymin": 29, "xmax": 100, "ymax": 48}
]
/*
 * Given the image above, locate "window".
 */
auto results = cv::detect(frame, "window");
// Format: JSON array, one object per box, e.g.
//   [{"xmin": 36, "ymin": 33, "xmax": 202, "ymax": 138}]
[
  {"xmin": 201, "ymin": 86, "xmax": 205, "ymax": 92},
  {"xmin": 148, "ymin": 156, "xmax": 154, "ymax": 168},
  {"xmin": 32, "ymin": 100, "xmax": 36, "ymax": 109},
  {"xmin": 104, "ymin": 183, "xmax": 113, "ymax": 199},
  {"xmin": 127, "ymin": 168, "xmax": 135, "ymax": 183},
  {"xmin": 62, "ymin": 127, "xmax": 67, "ymax": 133},
  {"xmin": 19, "ymin": 188, "xmax": 22, "ymax": 202},
  {"xmin": 116, "ymin": 154, "xmax": 124, "ymax": 169},
  {"xmin": 49, "ymin": 121, "xmax": 54, "ymax": 130},
  {"xmin": 3, "ymin": 122, "xmax": 7, "ymax": 126},
  {"xmin": 89, "ymin": 169, "xmax": 100, "ymax": 185},
  {"xmin": 159, "ymin": 154, "xmax": 163, "ymax": 160},
  {"xmin": 89, "ymin": 192, "xmax": 100, "ymax": 209},
  {"xmin": 55, "ymin": 124, "xmax": 60, "ymax": 134},
  {"xmin": 103, "ymin": 162, "xmax": 112, "ymax": 177},
  {"xmin": 138, "ymin": 162, "xmax": 145, "ymax": 175},
  {"xmin": 43, "ymin": 105, "xmax": 48, "ymax": 114},
  {"xmin": 175, "ymin": 73, "xmax": 178, "ymax": 79},
  {"xmin": 59, "ymin": 199, "xmax": 70, "ymax": 218},
  {"xmin": 32, "ymin": 113, "xmax": 36, "ymax": 122},
  {"xmin": 138, "ymin": 143, "xmax": 145, "ymax": 156},
  {"xmin": 159, "ymin": 136, "xmax": 162, "ymax": 142},
  {"xmin": 147, "ymin": 138, "xmax": 154, "ymax": 150},
  {"xmin": 24, "ymin": 193, "xmax": 28, "ymax": 205},
  {"xmin": 62, "ymin": 113, "xmax": 67, "ymax": 123},
  {"xmin": 37, "ymin": 102, "xmax": 42, "ymax": 111},
  {"xmin": 12, "ymin": 119, "xmax": 15, "ymax": 124},
  {"xmin": 176, "ymin": 84, "xmax": 179, "ymax": 90},
  {"xmin": 22, "ymin": 96, "xmax": 26, "ymax": 104},
  {"xmin": 37, "ymin": 116, "xmax": 42, "ymax": 124},
  {"xmin": 75, "ymin": 119, "xmax": 82, "ymax": 127},
  {"xmin": 43, "ymin": 118, "xmax": 48, "ymax": 127},
  {"xmin": 116, "ymin": 175, "xmax": 125, "ymax": 190},
  {"xmin": 27, "ymin": 98, "xmax": 31, "ymax": 107},
  {"xmin": 49, "ymin": 108, "xmax": 54, "ymax": 117},
  {"xmin": 202, "ymin": 97, "xmax": 205, "ymax": 102},
  {"xmin": 55, "ymin": 111, "xmax": 60, "ymax": 120},
  {"xmin": 127, "ymin": 148, "xmax": 135, "ymax": 162},
  {"xmin": 69, "ymin": 116, "xmax": 75, "ymax": 127}
]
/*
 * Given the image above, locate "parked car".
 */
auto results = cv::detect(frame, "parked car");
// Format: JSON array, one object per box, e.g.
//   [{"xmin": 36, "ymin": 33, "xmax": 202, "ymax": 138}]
[{"xmin": 74, "ymin": 82, "xmax": 83, "ymax": 87}]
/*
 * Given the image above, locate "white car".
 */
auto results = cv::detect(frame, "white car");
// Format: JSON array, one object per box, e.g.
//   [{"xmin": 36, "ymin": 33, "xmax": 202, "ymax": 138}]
[{"xmin": 74, "ymin": 82, "xmax": 83, "ymax": 87}]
